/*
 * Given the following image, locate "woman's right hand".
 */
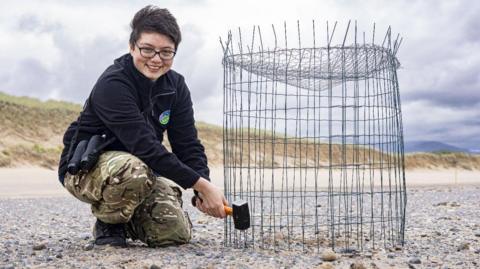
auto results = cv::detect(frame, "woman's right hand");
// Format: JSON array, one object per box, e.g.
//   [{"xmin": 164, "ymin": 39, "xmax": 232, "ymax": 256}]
[{"xmin": 192, "ymin": 177, "xmax": 228, "ymax": 218}]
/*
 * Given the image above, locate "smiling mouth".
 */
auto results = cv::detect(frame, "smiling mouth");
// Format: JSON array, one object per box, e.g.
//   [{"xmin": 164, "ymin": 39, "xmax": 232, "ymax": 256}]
[{"xmin": 146, "ymin": 64, "xmax": 162, "ymax": 72}]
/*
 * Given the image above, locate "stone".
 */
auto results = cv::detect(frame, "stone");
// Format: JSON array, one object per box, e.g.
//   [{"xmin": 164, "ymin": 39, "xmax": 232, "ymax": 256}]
[
  {"xmin": 274, "ymin": 232, "xmax": 285, "ymax": 241},
  {"xmin": 32, "ymin": 243, "xmax": 46, "ymax": 251},
  {"xmin": 434, "ymin": 202, "xmax": 448, "ymax": 206},
  {"xmin": 387, "ymin": 254, "xmax": 395, "ymax": 259},
  {"xmin": 83, "ymin": 243, "xmax": 94, "ymax": 251},
  {"xmin": 150, "ymin": 265, "xmax": 161, "ymax": 269},
  {"xmin": 321, "ymin": 249, "xmax": 337, "ymax": 261},
  {"xmin": 457, "ymin": 242, "xmax": 470, "ymax": 251},
  {"xmin": 408, "ymin": 257, "xmax": 421, "ymax": 264},
  {"xmin": 350, "ymin": 262, "xmax": 366, "ymax": 269},
  {"xmin": 79, "ymin": 233, "xmax": 91, "ymax": 240},
  {"xmin": 317, "ymin": 263, "xmax": 335, "ymax": 269}
]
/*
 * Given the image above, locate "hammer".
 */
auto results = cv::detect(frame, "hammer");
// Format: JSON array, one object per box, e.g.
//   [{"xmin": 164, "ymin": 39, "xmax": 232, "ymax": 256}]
[{"xmin": 191, "ymin": 196, "xmax": 250, "ymax": 230}]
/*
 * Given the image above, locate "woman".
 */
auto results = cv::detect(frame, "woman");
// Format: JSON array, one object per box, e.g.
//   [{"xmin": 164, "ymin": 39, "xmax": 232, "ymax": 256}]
[{"xmin": 58, "ymin": 5, "xmax": 226, "ymax": 247}]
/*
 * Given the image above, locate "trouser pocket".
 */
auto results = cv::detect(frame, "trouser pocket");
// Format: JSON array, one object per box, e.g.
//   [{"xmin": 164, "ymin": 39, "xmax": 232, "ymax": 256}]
[{"xmin": 65, "ymin": 151, "xmax": 156, "ymax": 224}]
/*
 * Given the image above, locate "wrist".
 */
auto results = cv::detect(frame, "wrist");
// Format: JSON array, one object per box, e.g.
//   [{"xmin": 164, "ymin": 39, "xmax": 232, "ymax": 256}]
[{"xmin": 193, "ymin": 177, "xmax": 209, "ymax": 192}]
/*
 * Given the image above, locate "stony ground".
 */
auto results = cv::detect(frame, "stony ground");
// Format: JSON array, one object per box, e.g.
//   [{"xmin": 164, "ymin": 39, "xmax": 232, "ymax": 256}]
[{"xmin": 1, "ymin": 185, "xmax": 479, "ymax": 269}]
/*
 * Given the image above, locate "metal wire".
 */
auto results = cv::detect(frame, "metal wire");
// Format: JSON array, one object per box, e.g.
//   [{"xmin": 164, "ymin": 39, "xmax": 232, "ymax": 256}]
[{"xmin": 221, "ymin": 20, "xmax": 406, "ymax": 252}]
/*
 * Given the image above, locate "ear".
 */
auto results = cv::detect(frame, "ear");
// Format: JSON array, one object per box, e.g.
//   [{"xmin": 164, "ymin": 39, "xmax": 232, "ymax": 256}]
[{"xmin": 129, "ymin": 43, "xmax": 135, "ymax": 54}]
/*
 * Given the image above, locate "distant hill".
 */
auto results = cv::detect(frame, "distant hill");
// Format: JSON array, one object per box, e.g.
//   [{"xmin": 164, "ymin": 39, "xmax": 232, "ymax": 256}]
[
  {"xmin": 405, "ymin": 140, "xmax": 469, "ymax": 153},
  {"xmin": 1, "ymin": 92, "xmax": 479, "ymax": 171}
]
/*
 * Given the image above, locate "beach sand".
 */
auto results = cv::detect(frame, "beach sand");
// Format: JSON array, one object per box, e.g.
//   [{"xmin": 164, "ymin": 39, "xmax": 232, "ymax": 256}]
[{"xmin": 0, "ymin": 166, "xmax": 478, "ymax": 198}]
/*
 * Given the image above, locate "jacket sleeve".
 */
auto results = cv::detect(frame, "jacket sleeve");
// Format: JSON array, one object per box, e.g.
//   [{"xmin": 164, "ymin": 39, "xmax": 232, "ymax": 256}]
[
  {"xmin": 167, "ymin": 76, "xmax": 210, "ymax": 181},
  {"xmin": 90, "ymin": 79, "xmax": 201, "ymax": 189}
]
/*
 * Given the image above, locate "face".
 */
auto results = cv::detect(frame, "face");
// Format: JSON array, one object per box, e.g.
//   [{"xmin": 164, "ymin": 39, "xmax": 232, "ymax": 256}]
[{"xmin": 130, "ymin": 32, "xmax": 175, "ymax": 81}]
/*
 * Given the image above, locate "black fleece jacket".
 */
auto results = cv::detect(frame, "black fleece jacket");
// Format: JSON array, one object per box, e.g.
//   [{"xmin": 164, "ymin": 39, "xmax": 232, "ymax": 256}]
[{"xmin": 58, "ymin": 54, "xmax": 209, "ymax": 189}]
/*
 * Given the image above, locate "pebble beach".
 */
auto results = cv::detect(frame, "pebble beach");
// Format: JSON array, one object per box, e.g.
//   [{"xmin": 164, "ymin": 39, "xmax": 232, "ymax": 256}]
[{"xmin": 1, "ymin": 183, "xmax": 479, "ymax": 269}]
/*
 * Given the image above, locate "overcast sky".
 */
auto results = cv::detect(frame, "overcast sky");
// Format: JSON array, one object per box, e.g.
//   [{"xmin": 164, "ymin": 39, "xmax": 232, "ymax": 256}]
[{"xmin": 0, "ymin": 0, "xmax": 479, "ymax": 150}]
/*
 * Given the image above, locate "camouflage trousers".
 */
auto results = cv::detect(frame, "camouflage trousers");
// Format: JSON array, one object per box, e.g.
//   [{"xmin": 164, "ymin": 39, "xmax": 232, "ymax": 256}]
[{"xmin": 64, "ymin": 151, "xmax": 192, "ymax": 247}]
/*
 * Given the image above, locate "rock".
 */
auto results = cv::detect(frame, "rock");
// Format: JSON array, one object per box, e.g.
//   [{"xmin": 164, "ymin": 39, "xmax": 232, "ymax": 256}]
[
  {"xmin": 274, "ymin": 232, "xmax": 285, "ymax": 241},
  {"xmin": 32, "ymin": 243, "xmax": 46, "ymax": 251},
  {"xmin": 457, "ymin": 242, "xmax": 470, "ymax": 251},
  {"xmin": 83, "ymin": 242, "xmax": 94, "ymax": 251},
  {"xmin": 317, "ymin": 263, "xmax": 335, "ymax": 269},
  {"xmin": 408, "ymin": 257, "xmax": 421, "ymax": 264},
  {"xmin": 449, "ymin": 202, "xmax": 460, "ymax": 207},
  {"xmin": 474, "ymin": 232, "xmax": 480, "ymax": 237},
  {"xmin": 195, "ymin": 251, "xmax": 205, "ymax": 256},
  {"xmin": 387, "ymin": 254, "xmax": 395, "ymax": 259},
  {"xmin": 434, "ymin": 202, "xmax": 448, "ymax": 206},
  {"xmin": 150, "ymin": 265, "xmax": 161, "ymax": 269},
  {"xmin": 321, "ymin": 249, "xmax": 337, "ymax": 261},
  {"xmin": 79, "ymin": 233, "xmax": 91, "ymax": 240},
  {"xmin": 55, "ymin": 253, "xmax": 63, "ymax": 259},
  {"xmin": 350, "ymin": 262, "xmax": 366, "ymax": 269}
]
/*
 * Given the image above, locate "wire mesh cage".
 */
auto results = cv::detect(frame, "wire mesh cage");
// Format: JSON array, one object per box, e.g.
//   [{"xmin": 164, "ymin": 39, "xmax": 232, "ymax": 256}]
[{"xmin": 221, "ymin": 21, "xmax": 406, "ymax": 252}]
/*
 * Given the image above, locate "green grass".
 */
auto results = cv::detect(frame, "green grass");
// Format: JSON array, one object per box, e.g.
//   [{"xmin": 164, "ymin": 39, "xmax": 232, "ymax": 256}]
[{"xmin": 0, "ymin": 91, "xmax": 81, "ymax": 112}]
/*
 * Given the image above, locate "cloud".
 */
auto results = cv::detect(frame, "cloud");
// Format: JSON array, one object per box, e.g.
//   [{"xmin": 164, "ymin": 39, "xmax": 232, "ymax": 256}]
[
  {"xmin": 0, "ymin": 0, "xmax": 479, "ymax": 149},
  {"xmin": 1, "ymin": 58, "xmax": 53, "ymax": 97},
  {"xmin": 16, "ymin": 13, "xmax": 61, "ymax": 33},
  {"xmin": 402, "ymin": 100, "xmax": 480, "ymax": 148},
  {"xmin": 173, "ymin": 23, "xmax": 223, "ymax": 122},
  {"xmin": 51, "ymin": 32, "xmax": 126, "ymax": 101}
]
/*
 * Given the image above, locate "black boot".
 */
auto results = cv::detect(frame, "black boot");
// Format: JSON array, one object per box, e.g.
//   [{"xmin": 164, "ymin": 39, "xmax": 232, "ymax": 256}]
[{"xmin": 93, "ymin": 219, "xmax": 127, "ymax": 247}]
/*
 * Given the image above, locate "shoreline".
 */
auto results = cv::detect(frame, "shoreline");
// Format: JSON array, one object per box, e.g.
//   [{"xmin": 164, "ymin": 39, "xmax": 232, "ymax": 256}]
[{"xmin": 0, "ymin": 166, "xmax": 479, "ymax": 199}]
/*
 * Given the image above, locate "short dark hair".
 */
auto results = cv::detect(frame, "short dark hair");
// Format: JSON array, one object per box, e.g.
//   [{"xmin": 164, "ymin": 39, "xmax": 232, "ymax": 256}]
[{"xmin": 129, "ymin": 5, "xmax": 182, "ymax": 49}]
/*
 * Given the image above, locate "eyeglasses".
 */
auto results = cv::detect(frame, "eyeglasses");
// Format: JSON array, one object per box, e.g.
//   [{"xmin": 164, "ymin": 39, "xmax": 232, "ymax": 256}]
[{"xmin": 135, "ymin": 43, "xmax": 176, "ymax": 60}]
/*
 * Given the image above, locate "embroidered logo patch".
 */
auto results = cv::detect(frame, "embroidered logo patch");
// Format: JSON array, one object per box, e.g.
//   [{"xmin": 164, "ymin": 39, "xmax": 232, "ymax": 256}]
[{"xmin": 159, "ymin": 110, "xmax": 170, "ymax": 125}]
